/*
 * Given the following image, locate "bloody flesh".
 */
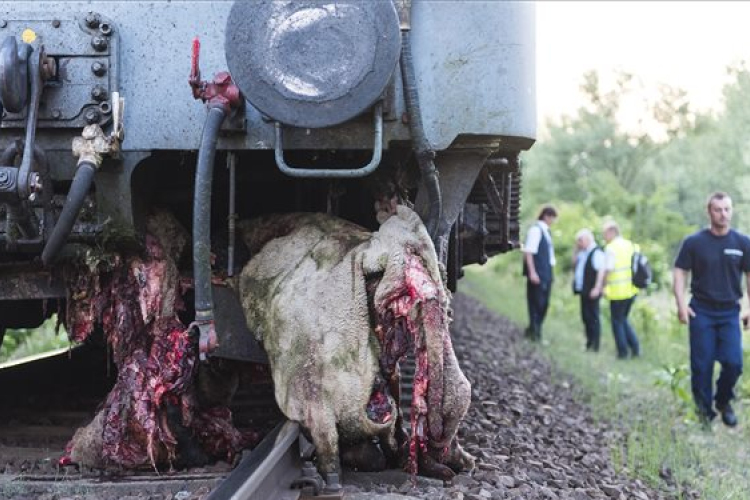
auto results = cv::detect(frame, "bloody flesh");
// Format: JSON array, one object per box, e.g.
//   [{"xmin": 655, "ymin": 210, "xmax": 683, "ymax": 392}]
[
  {"xmin": 61, "ymin": 216, "xmax": 247, "ymax": 469},
  {"xmin": 373, "ymin": 248, "xmax": 447, "ymax": 475}
]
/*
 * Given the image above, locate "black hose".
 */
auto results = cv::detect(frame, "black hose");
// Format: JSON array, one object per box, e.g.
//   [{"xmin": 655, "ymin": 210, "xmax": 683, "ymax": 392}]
[
  {"xmin": 41, "ymin": 161, "xmax": 96, "ymax": 265},
  {"xmin": 193, "ymin": 106, "xmax": 226, "ymax": 321},
  {"xmin": 400, "ymin": 30, "xmax": 441, "ymax": 242}
]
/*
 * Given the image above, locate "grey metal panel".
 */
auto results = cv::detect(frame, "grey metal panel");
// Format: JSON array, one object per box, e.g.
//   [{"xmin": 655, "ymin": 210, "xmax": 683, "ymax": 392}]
[
  {"xmin": 226, "ymin": 0, "xmax": 401, "ymax": 128},
  {"xmin": 411, "ymin": 1, "xmax": 537, "ymax": 150},
  {"xmin": 0, "ymin": 1, "xmax": 534, "ymax": 152}
]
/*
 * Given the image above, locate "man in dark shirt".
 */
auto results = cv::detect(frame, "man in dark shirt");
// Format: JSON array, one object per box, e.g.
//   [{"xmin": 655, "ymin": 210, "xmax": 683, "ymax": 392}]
[{"xmin": 673, "ymin": 192, "xmax": 750, "ymax": 428}]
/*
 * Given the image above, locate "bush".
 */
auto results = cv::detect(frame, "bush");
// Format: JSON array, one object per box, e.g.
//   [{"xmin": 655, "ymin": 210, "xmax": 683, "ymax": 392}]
[{"xmin": 0, "ymin": 318, "xmax": 69, "ymax": 363}]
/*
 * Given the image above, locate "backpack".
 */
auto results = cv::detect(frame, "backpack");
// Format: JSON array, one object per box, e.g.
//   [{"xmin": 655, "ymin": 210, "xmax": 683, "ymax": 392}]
[{"xmin": 631, "ymin": 247, "xmax": 652, "ymax": 289}]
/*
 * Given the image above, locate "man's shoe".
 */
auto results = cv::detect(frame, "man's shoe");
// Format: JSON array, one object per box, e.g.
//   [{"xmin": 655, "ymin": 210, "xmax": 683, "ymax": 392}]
[
  {"xmin": 717, "ymin": 404, "xmax": 738, "ymax": 428},
  {"xmin": 697, "ymin": 412, "xmax": 713, "ymax": 432}
]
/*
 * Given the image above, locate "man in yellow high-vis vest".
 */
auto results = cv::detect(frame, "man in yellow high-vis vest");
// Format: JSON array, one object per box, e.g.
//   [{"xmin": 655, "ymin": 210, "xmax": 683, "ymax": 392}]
[{"xmin": 602, "ymin": 221, "xmax": 640, "ymax": 359}]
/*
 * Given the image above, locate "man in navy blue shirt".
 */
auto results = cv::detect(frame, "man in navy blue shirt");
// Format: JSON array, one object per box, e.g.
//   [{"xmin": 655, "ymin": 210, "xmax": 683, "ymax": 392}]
[{"xmin": 673, "ymin": 192, "xmax": 750, "ymax": 428}]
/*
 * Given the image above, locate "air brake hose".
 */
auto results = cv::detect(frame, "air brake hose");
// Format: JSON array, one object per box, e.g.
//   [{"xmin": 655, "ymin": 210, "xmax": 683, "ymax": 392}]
[
  {"xmin": 400, "ymin": 29, "xmax": 442, "ymax": 244},
  {"xmin": 193, "ymin": 106, "xmax": 226, "ymax": 326},
  {"xmin": 41, "ymin": 160, "xmax": 96, "ymax": 265}
]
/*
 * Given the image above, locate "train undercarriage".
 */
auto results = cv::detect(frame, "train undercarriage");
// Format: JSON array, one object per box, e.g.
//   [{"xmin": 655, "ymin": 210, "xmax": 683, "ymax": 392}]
[{"xmin": 0, "ymin": 0, "xmax": 535, "ymax": 495}]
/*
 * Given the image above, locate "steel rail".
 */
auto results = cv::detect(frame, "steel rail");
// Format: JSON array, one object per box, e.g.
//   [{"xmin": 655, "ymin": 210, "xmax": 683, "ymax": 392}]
[{"xmin": 207, "ymin": 420, "xmax": 304, "ymax": 500}]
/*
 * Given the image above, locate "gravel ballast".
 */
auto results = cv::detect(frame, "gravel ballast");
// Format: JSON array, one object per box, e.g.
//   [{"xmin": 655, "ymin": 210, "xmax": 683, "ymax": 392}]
[{"xmin": 344, "ymin": 293, "xmax": 674, "ymax": 500}]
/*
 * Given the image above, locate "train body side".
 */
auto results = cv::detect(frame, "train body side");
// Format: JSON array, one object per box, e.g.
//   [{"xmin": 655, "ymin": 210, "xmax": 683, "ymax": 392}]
[
  {"xmin": 0, "ymin": 1, "xmax": 535, "ymax": 154},
  {"xmin": 0, "ymin": 0, "xmax": 536, "ymax": 328}
]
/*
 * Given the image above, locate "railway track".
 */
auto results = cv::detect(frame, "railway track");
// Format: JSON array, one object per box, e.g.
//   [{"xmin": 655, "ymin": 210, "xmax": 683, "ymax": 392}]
[{"xmin": 0, "ymin": 344, "xmax": 342, "ymax": 500}]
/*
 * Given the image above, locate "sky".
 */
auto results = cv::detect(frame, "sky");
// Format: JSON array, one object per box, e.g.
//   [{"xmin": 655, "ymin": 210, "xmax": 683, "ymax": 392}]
[{"xmin": 536, "ymin": 1, "xmax": 750, "ymax": 125}]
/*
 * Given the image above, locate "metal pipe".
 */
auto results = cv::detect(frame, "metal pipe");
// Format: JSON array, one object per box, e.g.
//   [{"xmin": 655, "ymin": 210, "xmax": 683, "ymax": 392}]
[
  {"xmin": 193, "ymin": 106, "xmax": 226, "ymax": 322},
  {"xmin": 227, "ymin": 151, "xmax": 236, "ymax": 277},
  {"xmin": 41, "ymin": 161, "xmax": 96, "ymax": 265},
  {"xmin": 17, "ymin": 49, "xmax": 42, "ymax": 200},
  {"xmin": 399, "ymin": 25, "xmax": 442, "ymax": 242}
]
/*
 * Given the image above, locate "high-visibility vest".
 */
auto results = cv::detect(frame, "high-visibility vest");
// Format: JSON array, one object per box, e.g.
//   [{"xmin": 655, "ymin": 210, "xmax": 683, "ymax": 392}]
[{"xmin": 604, "ymin": 237, "xmax": 638, "ymax": 300}]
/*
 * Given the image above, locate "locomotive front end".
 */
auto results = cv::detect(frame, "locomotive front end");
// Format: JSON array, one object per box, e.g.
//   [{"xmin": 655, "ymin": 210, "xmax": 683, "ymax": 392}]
[{"xmin": 0, "ymin": 0, "xmax": 535, "ymax": 363}]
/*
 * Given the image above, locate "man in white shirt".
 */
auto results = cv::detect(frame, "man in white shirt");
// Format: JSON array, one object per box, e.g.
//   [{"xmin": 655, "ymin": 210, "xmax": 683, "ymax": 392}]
[
  {"xmin": 573, "ymin": 228, "xmax": 606, "ymax": 351},
  {"xmin": 523, "ymin": 205, "xmax": 557, "ymax": 341}
]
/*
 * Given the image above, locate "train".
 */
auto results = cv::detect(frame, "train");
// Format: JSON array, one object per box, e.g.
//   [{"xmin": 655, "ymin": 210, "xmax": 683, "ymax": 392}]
[{"xmin": 0, "ymin": 0, "xmax": 535, "ymax": 363}]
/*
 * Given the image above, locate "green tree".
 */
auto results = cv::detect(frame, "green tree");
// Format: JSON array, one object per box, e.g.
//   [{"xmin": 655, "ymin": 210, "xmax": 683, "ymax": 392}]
[
  {"xmin": 521, "ymin": 70, "xmax": 697, "ymax": 287},
  {"xmin": 654, "ymin": 62, "xmax": 750, "ymax": 230}
]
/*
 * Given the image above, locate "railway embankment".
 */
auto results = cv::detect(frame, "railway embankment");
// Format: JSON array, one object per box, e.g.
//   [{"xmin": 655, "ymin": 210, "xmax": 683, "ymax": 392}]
[{"xmin": 342, "ymin": 292, "xmax": 673, "ymax": 500}]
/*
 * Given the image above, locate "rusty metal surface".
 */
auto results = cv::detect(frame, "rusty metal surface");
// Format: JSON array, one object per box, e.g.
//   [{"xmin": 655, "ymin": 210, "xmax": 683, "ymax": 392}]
[{"xmin": 0, "ymin": 263, "xmax": 64, "ymax": 299}]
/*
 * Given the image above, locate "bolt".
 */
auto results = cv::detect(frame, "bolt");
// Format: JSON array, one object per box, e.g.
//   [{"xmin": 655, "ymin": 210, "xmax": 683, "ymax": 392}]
[
  {"xmin": 91, "ymin": 35, "xmax": 108, "ymax": 51},
  {"xmin": 52, "ymin": 19, "xmax": 60, "ymax": 28},
  {"xmin": 29, "ymin": 173, "xmax": 42, "ymax": 192},
  {"xmin": 0, "ymin": 171, "xmax": 8, "ymax": 183},
  {"xmin": 91, "ymin": 61, "xmax": 106, "ymax": 76},
  {"xmin": 91, "ymin": 85, "xmax": 107, "ymax": 101},
  {"xmin": 51, "ymin": 109, "xmax": 62, "ymax": 119},
  {"xmin": 0, "ymin": 20, "xmax": 6, "ymax": 29},
  {"xmin": 85, "ymin": 12, "xmax": 100, "ymax": 29},
  {"xmin": 84, "ymin": 108, "xmax": 101, "ymax": 124}
]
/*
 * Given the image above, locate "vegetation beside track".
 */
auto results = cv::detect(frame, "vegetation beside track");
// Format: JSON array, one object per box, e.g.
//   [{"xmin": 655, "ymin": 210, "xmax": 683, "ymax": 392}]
[
  {"xmin": 461, "ymin": 258, "xmax": 750, "ymax": 500},
  {"xmin": 0, "ymin": 318, "xmax": 68, "ymax": 363}
]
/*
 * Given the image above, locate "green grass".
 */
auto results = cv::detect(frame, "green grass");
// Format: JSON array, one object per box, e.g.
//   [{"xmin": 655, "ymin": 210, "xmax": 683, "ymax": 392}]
[
  {"xmin": 0, "ymin": 317, "xmax": 69, "ymax": 363},
  {"xmin": 460, "ymin": 254, "xmax": 750, "ymax": 499}
]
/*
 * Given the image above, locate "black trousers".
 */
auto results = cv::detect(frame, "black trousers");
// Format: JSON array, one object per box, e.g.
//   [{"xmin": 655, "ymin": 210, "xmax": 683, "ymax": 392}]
[
  {"xmin": 526, "ymin": 280, "xmax": 552, "ymax": 340},
  {"xmin": 580, "ymin": 294, "xmax": 601, "ymax": 351}
]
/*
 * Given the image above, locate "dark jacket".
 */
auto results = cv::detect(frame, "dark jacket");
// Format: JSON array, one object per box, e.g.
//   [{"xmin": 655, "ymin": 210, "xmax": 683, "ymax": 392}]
[
  {"xmin": 574, "ymin": 246, "xmax": 602, "ymax": 296},
  {"xmin": 524, "ymin": 223, "xmax": 553, "ymax": 285}
]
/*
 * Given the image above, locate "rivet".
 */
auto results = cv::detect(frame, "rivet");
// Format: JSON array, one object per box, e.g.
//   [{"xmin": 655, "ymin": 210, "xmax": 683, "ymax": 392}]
[
  {"xmin": 91, "ymin": 61, "xmax": 106, "ymax": 76},
  {"xmin": 85, "ymin": 13, "xmax": 100, "ymax": 29},
  {"xmin": 51, "ymin": 109, "xmax": 62, "ymax": 119},
  {"xmin": 91, "ymin": 85, "xmax": 107, "ymax": 101},
  {"xmin": 52, "ymin": 20, "xmax": 61, "ymax": 28},
  {"xmin": 0, "ymin": 20, "xmax": 7, "ymax": 29},
  {"xmin": 91, "ymin": 35, "xmax": 108, "ymax": 52},
  {"xmin": 84, "ymin": 108, "xmax": 101, "ymax": 124}
]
